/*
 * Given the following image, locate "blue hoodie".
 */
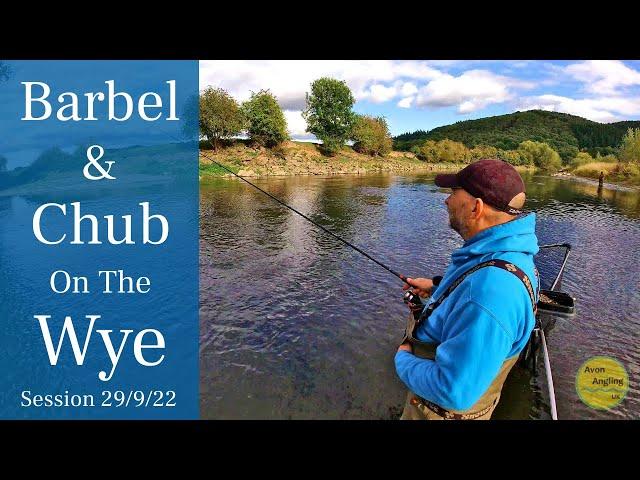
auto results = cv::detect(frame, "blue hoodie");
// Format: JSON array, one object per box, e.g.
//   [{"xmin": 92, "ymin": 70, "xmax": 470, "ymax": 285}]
[{"xmin": 395, "ymin": 213, "xmax": 539, "ymax": 411}]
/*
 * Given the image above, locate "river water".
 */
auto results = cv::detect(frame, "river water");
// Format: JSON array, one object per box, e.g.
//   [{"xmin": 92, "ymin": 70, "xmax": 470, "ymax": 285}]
[{"xmin": 200, "ymin": 173, "xmax": 640, "ymax": 419}]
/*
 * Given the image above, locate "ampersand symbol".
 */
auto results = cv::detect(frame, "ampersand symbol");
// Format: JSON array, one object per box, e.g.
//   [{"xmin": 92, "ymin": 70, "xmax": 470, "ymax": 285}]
[{"xmin": 83, "ymin": 145, "xmax": 116, "ymax": 181}]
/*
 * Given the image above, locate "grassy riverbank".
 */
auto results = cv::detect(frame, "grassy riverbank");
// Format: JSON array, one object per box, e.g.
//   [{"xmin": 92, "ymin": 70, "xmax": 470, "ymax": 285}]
[
  {"xmin": 569, "ymin": 161, "xmax": 640, "ymax": 187},
  {"xmin": 198, "ymin": 141, "xmax": 537, "ymax": 179}
]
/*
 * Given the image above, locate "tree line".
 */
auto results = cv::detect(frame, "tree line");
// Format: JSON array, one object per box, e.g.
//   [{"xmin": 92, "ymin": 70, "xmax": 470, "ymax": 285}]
[
  {"xmin": 197, "ymin": 78, "xmax": 392, "ymax": 157},
  {"xmin": 408, "ymin": 127, "xmax": 640, "ymax": 171},
  {"xmin": 195, "ymin": 77, "xmax": 640, "ymax": 171},
  {"xmin": 394, "ymin": 110, "xmax": 640, "ymax": 162}
]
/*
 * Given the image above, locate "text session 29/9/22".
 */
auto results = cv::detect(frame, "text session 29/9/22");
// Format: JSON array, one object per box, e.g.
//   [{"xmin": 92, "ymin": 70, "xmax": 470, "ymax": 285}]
[{"xmin": 20, "ymin": 390, "xmax": 177, "ymax": 408}]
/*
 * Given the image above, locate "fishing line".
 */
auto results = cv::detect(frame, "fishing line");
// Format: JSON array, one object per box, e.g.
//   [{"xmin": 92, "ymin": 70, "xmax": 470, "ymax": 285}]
[{"xmin": 198, "ymin": 147, "xmax": 408, "ymax": 283}]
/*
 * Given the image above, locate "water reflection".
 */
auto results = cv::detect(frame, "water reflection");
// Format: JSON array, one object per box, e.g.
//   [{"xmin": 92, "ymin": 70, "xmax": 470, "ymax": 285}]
[{"xmin": 200, "ymin": 173, "xmax": 640, "ymax": 419}]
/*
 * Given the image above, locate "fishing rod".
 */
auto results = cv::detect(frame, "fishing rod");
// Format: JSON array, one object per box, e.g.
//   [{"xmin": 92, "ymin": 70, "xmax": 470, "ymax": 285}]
[
  {"xmin": 199, "ymin": 148, "xmax": 409, "ymax": 283},
  {"xmin": 158, "ymin": 125, "xmax": 421, "ymax": 309}
]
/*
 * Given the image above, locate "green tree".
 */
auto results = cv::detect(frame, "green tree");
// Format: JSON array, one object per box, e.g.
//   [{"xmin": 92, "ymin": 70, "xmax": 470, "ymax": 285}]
[
  {"xmin": 569, "ymin": 151, "xmax": 594, "ymax": 169},
  {"xmin": 517, "ymin": 140, "xmax": 562, "ymax": 171},
  {"xmin": 410, "ymin": 145, "xmax": 422, "ymax": 157},
  {"xmin": 619, "ymin": 128, "xmax": 640, "ymax": 163},
  {"xmin": 470, "ymin": 145, "xmax": 499, "ymax": 161},
  {"xmin": 592, "ymin": 151, "xmax": 618, "ymax": 163},
  {"xmin": 199, "ymin": 87, "xmax": 245, "ymax": 151},
  {"xmin": 496, "ymin": 149, "xmax": 525, "ymax": 166},
  {"xmin": 303, "ymin": 77, "xmax": 356, "ymax": 156},
  {"xmin": 559, "ymin": 145, "xmax": 579, "ymax": 164},
  {"xmin": 600, "ymin": 154, "xmax": 618, "ymax": 163},
  {"xmin": 242, "ymin": 90, "xmax": 289, "ymax": 148},
  {"xmin": 416, "ymin": 139, "xmax": 470, "ymax": 163},
  {"xmin": 436, "ymin": 139, "xmax": 470, "ymax": 163},
  {"xmin": 351, "ymin": 115, "xmax": 392, "ymax": 156},
  {"xmin": 416, "ymin": 140, "xmax": 439, "ymax": 162}
]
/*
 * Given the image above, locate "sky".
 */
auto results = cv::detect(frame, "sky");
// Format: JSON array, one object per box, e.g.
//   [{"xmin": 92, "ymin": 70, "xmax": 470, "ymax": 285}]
[{"xmin": 199, "ymin": 60, "xmax": 640, "ymax": 141}]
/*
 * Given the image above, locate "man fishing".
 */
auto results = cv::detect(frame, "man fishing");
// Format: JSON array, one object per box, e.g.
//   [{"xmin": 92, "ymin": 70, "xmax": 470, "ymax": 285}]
[{"xmin": 395, "ymin": 159, "xmax": 539, "ymax": 420}]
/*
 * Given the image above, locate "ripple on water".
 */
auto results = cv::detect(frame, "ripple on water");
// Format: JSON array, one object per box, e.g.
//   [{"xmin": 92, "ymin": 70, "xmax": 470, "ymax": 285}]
[{"xmin": 200, "ymin": 174, "xmax": 640, "ymax": 419}]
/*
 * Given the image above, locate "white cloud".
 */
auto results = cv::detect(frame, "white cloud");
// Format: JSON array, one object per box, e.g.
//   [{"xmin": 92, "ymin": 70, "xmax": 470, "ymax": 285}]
[
  {"xmin": 516, "ymin": 94, "xmax": 640, "ymax": 123},
  {"xmin": 365, "ymin": 83, "xmax": 398, "ymax": 103},
  {"xmin": 283, "ymin": 110, "xmax": 313, "ymax": 139},
  {"xmin": 198, "ymin": 61, "xmax": 640, "ymax": 131},
  {"xmin": 400, "ymin": 82, "xmax": 418, "ymax": 96},
  {"xmin": 542, "ymin": 62, "xmax": 565, "ymax": 74},
  {"xmin": 397, "ymin": 97, "xmax": 414, "ymax": 108},
  {"xmin": 424, "ymin": 60, "xmax": 506, "ymax": 70},
  {"xmin": 199, "ymin": 61, "xmax": 540, "ymax": 118},
  {"xmin": 199, "ymin": 60, "xmax": 444, "ymax": 112},
  {"xmin": 391, "ymin": 62, "xmax": 446, "ymax": 81},
  {"xmin": 359, "ymin": 81, "xmax": 420, "ymax": 104},
  {"xmin": 564, "ymin": 60, "xmax": 640, "ymax": 95},
  {"xmin": 458, "ymin": 101, "xmax": 478, "ymax": 114},
  {"xmin": 414, "ymin": 69, "xmax": 535, "ymax": 113},
  {"xmin": 424, "ymin": 60, "xmax": 464, "ymax": 68}
]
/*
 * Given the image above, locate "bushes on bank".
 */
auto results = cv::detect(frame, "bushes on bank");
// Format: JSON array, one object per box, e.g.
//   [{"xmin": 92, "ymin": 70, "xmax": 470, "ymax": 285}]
[
  {"xmin": 469, "ymin": 145, "xmax": 499, "ymax": 161},
  {"xmin": 351, "ymin": 115, "xmax": 393, "ymax": 156},
  {"xmin": 242, "ymin": 90, "xmax": 289, "ymax": 148},
  {"xmin": 517, "ymin": 140, "xmax": 562, "ymax": 171},
  {"xmin": 415, "ymin": 139, "xmax": 470, "ymax": 163},
  {"xmin": 569, "ymin": 151, "xmax": 594, "ymax": 169},
  {"xmin": 496, "ymin": 149, "xmax": 526, "ymax": 166},
  {"xmin": 199, "ymin": 87, "xmax": 246, "ymax": 151},
  {"xmin": 619, "ymin": 128, "xmax": 640, "ymax": 163}
]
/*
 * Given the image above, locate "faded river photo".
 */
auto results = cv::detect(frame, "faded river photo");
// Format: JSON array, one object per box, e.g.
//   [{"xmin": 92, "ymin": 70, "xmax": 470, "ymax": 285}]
[{"xmin": 199, "ymin": 173, "xmax": 640, "ymax": 420}]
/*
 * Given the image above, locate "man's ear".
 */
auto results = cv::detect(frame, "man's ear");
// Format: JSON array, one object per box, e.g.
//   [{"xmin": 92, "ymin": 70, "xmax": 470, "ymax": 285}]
[{"xmin": 471, "ymin": 197, "xmax": 484, "ymax": 218}]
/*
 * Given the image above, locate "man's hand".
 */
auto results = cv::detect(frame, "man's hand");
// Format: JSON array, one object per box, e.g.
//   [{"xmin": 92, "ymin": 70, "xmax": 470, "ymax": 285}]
[
  {"xmin": 398, "ymin": 342, "xmax": 413, "ymax": 353},
  {"xmin": 403, "ymin": 277, "xmax": 434, "ymax": 298}
]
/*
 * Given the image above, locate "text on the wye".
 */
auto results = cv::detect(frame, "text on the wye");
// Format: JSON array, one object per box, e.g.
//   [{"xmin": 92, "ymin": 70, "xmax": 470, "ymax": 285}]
[{"xmin": 34, "ymin": 314, "xmax": 165, "ymax": 382}]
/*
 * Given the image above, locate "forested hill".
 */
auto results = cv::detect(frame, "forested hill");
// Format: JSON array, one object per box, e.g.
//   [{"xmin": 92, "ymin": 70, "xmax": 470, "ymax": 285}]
[{"xmin": 394, "ymin": 110, "xmax": 640, "ymax": 161}]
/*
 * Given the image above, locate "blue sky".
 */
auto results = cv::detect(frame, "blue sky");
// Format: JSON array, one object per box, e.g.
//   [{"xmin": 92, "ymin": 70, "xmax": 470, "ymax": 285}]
[{"xmin": 199, "ymin": 60, "xmax": 640, "ymax": 140}]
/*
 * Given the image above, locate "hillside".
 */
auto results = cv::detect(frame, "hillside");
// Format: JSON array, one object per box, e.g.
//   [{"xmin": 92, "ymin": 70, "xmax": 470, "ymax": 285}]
[{"xmin": 394, "ymin": 110, "xmax": 640, "ymax": 161}]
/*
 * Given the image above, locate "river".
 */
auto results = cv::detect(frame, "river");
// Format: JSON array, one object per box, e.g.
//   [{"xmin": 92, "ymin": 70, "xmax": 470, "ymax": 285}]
[{"xmin": 199, "ymin": 172, "xmax": 640, "ymax": 419}]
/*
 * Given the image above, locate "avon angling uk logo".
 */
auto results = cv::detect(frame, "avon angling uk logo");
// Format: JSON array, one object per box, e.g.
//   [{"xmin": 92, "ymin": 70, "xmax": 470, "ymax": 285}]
[{"xmin": 576, "ymin": 356, "xmax": 629, "ymax": 410}]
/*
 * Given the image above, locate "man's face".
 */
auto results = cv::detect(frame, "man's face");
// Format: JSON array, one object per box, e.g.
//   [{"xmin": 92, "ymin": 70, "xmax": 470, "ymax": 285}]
[{"xmin": 445, "ymin": 187, "xmax": 473, "ymax": 237}]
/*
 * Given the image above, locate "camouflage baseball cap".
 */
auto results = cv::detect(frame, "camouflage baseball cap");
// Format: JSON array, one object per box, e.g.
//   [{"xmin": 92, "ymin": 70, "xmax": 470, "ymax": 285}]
[{"xmin": 435, "ymin": 159, "xmax": 526, "ymax": 215}]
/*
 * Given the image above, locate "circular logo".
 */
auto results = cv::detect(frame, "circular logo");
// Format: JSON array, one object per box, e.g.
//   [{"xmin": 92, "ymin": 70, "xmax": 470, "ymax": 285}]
[{"xmin": 576, "ymin": 356, "xmax": 629, "ymax": 410}]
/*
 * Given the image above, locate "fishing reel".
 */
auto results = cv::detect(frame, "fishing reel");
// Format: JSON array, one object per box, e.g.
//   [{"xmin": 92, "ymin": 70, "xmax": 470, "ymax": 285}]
[
  {"xmin": 402, "ymin": 276, "xmax": 442, "ymax": 320},
  {"xmin": 403, "ymin": 290, "xmax": 424, "ymax": 309},
  {"xmin": 403, "ymin": 290, "xmax": 425, "ymax": 321}
]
